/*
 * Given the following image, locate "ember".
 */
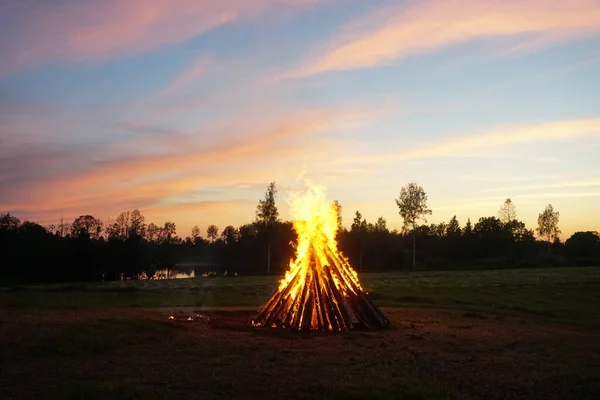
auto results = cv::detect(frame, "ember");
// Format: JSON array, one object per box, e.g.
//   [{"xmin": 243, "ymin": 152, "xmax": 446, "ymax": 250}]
[
  {"xmin": 252, "ymin": 181, "xmax": 389, "ymax": 332},
  {"xmin": 167, "ymin": 312, "xmax": 206, "ymax": 322}
]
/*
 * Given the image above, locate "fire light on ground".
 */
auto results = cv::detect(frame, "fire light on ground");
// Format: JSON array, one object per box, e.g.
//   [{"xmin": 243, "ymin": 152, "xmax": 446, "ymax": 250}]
[
  {"xmin": 252, "ymin": 180, "xmax": 389, "ymax": 332},
  {"xmin": 140, "ymin": 269, "xmax": 195, "ymax": 280},
  {"xmin": 168, "ymin": 313, "xmax": 206, "ymax": 322}
]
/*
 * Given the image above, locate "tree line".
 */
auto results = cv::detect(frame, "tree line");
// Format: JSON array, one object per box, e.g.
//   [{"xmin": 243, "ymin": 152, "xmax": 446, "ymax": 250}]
[{"xmin": 1, "ymin": 182, "xmax": 598, "ymax": 283}]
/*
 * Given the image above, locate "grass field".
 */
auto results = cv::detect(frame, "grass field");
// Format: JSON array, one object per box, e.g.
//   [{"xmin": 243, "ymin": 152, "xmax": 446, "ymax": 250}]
[
  {"xmin": 2, "ymin": 267, "xmax": 600, "ymax": 399},
  {"xmin": 3, "ymin": 266, "xmax": 600, "ymax": 327}
]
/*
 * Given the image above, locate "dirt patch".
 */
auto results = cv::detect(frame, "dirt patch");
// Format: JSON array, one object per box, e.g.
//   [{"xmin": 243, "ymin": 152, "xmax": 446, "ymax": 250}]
[{"xmin": 1, "ymin": 307, "xmax": 599, "ymax": 399}]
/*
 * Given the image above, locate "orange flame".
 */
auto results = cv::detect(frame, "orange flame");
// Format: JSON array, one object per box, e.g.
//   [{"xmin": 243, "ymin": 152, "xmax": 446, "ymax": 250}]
[{"xmin": 252, "ymin": 180, "xmax": 388, "ymax": 332}]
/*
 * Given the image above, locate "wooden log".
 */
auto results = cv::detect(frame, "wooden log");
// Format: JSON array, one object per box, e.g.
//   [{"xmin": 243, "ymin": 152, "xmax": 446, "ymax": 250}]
[
  {"xmin": 309, "ymin": 251, "xmax": 329, "ymax": 330},
  {"xmin": 253, "ymin": 236, "xmax": 389, "ymax": 331},
  {"xmin": 254, "ymin": 267, "xmax": 303, "ymax": 326},
  {"xmin": 313, "ymin": 266, "xmax": 333, "ymax": 330},
  {"xmin": 292, "ymin": 269, "xmax": 312, "ymax": 330},
  {"xmin": 324, "ymin": 245, "xmax": 389, "ymax": 329},
  {"xmin": 323, "ymin": 266, "xmax": 351, "ymax": 331}
]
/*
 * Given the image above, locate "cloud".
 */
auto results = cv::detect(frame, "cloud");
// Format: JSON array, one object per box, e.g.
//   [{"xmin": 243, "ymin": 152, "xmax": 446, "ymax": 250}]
[
  {"xmin": 457, "ymin": 173, "xmax": 565, "ymax": 183},
  {"xmin": 147, "ymin": 199, "xmax": 256, "ymax": 217},
  {"xmin": 434, "ymin": 191, "xmax": 600, "ymax": 214},
  {"xmin": 161, "ymin": 55, "xmax": 212, "ymax": 94},
  {"xmin": 0, "ymin": 106, "xmax": 374, "ymax": 225},
  {"xmin": 483, "ymin": 180, "xmax": 600, "ymax": 193},
  {"xmin": 0, "ymin": 0, "xmax": 319, "ymax": 77},
  {"xmin": 282, "ymin": 0, "xmax": 600, "ymax": 78},
  {"xmin": 0, "ymin": 97, "xmax": 92, "ymax": 188},
  {"xmin": 330, "ymin": 117, "xmax": 600, "ymax": 166},
  {"xmin": 142, "ymin": 199, "xmax": 259, "ymax": 238}
]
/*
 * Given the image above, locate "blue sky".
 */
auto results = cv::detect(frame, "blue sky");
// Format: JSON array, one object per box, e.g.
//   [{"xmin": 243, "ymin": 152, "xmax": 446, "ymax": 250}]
[{"xmin": 1, "ymin": 0, "xmax": 599, "ymax": 238}]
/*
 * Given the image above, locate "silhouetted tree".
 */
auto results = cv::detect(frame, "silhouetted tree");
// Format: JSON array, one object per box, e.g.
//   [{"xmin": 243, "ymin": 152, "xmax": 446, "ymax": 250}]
[
  {"xmin": 190, "ymin": 226, "xmax": 201, "ymax": 244},
  {"xmin": 395, "ymin": 183, "xmax": 432, "ymax": 268},
  {"xmin": 162, "ymin": 222, "xmax": 177, "ymax": 244},
  {"xmin": 371, "ymin": 217, "xmax": 389, "ymax": 268},
  {"xmin": 237, "ymin": 223, "xmax": 262, "ymax": 272},
  {"xmin": 350, "ymin": 211, "xmax": 368, "ymax": 271},
  {"xmin": 351, "ymin": 211, "xmax": 367, "ymax": 231},
  {"xmin": 129, "ymin": 209, "xmax": 146, "ymax": 239},
  {"xmin": 221, "ymin": 225, "xmax": 238, "ymax": 245},
  {"xmin": 505, "ymin": 219, "xmax": 534, "ymax": 243},
  {"xmin": 332, "ymin": 200, "xmax": 343, "ymax": 230},
  {"xmin": 374, "ymin": 217, "xmax": 387, "ymax": 233},
  {"xmin": 464, "ymin": 218, "xmax": 473, "ymax": 236},
  {"xmin": 498, "ymin": 198, "xmax": 517, "ymax": 224},
  {"xmin": 537, "ymin": 204, "xmax": 560, "ymax": 254},
  {"xmin": 146, "ymin": 223, "xmax": 161, "ymax": 243},
  {"xmin": 207, "ymin": 225, "xmax": 219, "ymax": 242},
  {"xmin": 255, "ymin": 181, "xmax": 279, "ymax": 273},
  {"xmin": 105, "ymin": 221, "xmax": 121, "ymax": 241},
  {"xmin": 447, "ymin": 215, "xmax": 461, "ymax": 236},
  {"xmin": 57, "ymin": 216, "xmax": 69, "ymax": 237},
  {"xmin": 19, "ymin": 221, "xmax": 47, "ymax": 236},
  {"xmin": 71, "ymin": 215, "xmax": 103, "ymax": 240},
  {"xmin": 0, "ymin": 213, "xmax": 20, "ymax": 230},
  {"xmin": 106, "ymin": 210, "xmax": 141, "ymax": 240},
  {"xmin": 431, "ymin": 222, "xmax": 447, "ymax": 238},
  {"xmin": 1, "ymin": 186, "xmax": 590, "ymax": 283},
  {"xmin": 102, "ymin": 210, "xmax": 147, "ymax": 280},
  {"xmin": 474, "ymin": 217, "xmax": 509, "ymax": 258},
  {"xmin": 116, "ymin": 210, "xmax": 131, "ymax": 238},
  {"xmin": 443, "ymin": 215, "xmax": 462, "ymax": 260},
  {"xmin": 565, "ymin": 231, "xmax": 600, "ymax": 264}
]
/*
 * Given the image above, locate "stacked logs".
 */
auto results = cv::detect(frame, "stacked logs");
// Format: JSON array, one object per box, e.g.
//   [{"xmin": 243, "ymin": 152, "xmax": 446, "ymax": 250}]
[{"xmin": 252, "ymin": 241, "xmax": 389, "ymax": 332}]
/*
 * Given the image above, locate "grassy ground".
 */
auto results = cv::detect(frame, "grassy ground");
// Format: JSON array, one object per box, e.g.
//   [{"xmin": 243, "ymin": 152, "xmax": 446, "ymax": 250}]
[
  {"xmin": 1, "ymin": 267, "xmax": 599, "ymax": 399},
  {"xmin": 3, "ymin": 266, "xmax": 600, "ymax": 327},
  {"xmin": 2, "ymin": 307, "xmax": 599, "ymax": 399}
]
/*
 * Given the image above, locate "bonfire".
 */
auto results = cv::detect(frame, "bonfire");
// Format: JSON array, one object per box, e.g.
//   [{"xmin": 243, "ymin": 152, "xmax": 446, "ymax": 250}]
[{"xmin": 252, "ymin": 181, "xmax": 389, "ymax": 332}]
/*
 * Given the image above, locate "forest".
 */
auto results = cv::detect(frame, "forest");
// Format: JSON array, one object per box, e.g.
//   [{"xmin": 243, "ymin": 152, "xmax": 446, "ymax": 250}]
[{"xmin": 1, "ymin": 182, "xmax": 599, "ymax": 283}]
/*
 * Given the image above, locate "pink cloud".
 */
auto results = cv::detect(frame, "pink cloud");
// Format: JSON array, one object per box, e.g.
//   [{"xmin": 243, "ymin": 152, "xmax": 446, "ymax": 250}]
[
  {"xmin": 327, "ymin": 117, "xmax": 600, "ymax": 166},
  {"xmin": 282, "ymin": 0, "xmax": 600, "ymax": 78},
  {"xmin": 0, "ymin": 0, "xmax": 319, "ymax": 76},
  {"xmin": 162, "ymin": 55, "xmax": 212, "ymax": 94},
  {"xmin": 0, "ymin": 106, "xmax": 372, "ymax": 226}
]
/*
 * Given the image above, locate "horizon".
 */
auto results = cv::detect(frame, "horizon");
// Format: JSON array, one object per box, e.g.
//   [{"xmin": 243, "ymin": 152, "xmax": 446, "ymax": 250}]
[{"xmin": 2, "ymin": 0, "xmax": 599, "ymax": 239}]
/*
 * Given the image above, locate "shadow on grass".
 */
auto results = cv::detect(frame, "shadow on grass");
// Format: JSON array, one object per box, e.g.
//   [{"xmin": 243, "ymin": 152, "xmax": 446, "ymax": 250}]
[{"xmin": 28, "ymin": 319, "xmax": 176, "ymax": 358}]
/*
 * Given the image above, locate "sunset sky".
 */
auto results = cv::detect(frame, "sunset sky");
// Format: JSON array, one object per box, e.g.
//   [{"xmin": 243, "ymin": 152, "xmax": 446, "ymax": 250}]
[{"xmin": 1, "ymin": 0, "xmax": 599, "ymax": 239}]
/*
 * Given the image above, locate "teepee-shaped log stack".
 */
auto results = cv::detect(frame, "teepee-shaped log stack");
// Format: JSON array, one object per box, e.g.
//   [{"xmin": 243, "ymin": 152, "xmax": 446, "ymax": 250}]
[{"xmin": 252, "ymin": 231, "xmax": 389, "ymax": 332}]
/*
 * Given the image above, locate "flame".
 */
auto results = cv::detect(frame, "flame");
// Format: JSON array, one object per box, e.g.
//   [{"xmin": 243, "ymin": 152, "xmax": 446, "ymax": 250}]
[
  {"xmin": 252, "ymin": 180, "xmax": 388, "ymax": 332},
  {"xmin": 278, "ymin": 181, "xmax": 362, "ymax": 293}
]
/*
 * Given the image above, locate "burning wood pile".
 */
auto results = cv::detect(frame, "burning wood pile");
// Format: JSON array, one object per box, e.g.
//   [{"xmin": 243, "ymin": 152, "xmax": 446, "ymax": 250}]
[{"xmin": 252, "ymin": 181, "xmax": 389, "ymax": 332}]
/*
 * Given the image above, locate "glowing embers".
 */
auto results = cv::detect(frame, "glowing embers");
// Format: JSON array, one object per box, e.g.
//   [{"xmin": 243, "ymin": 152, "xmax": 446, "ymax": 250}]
[
  {"xmin": 167, "ymin": 312, "xmax": 207, "ymax": 322},
  {"xmin": 252, "ymin": 181, "xmax": 388, "ymax": 332}
]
